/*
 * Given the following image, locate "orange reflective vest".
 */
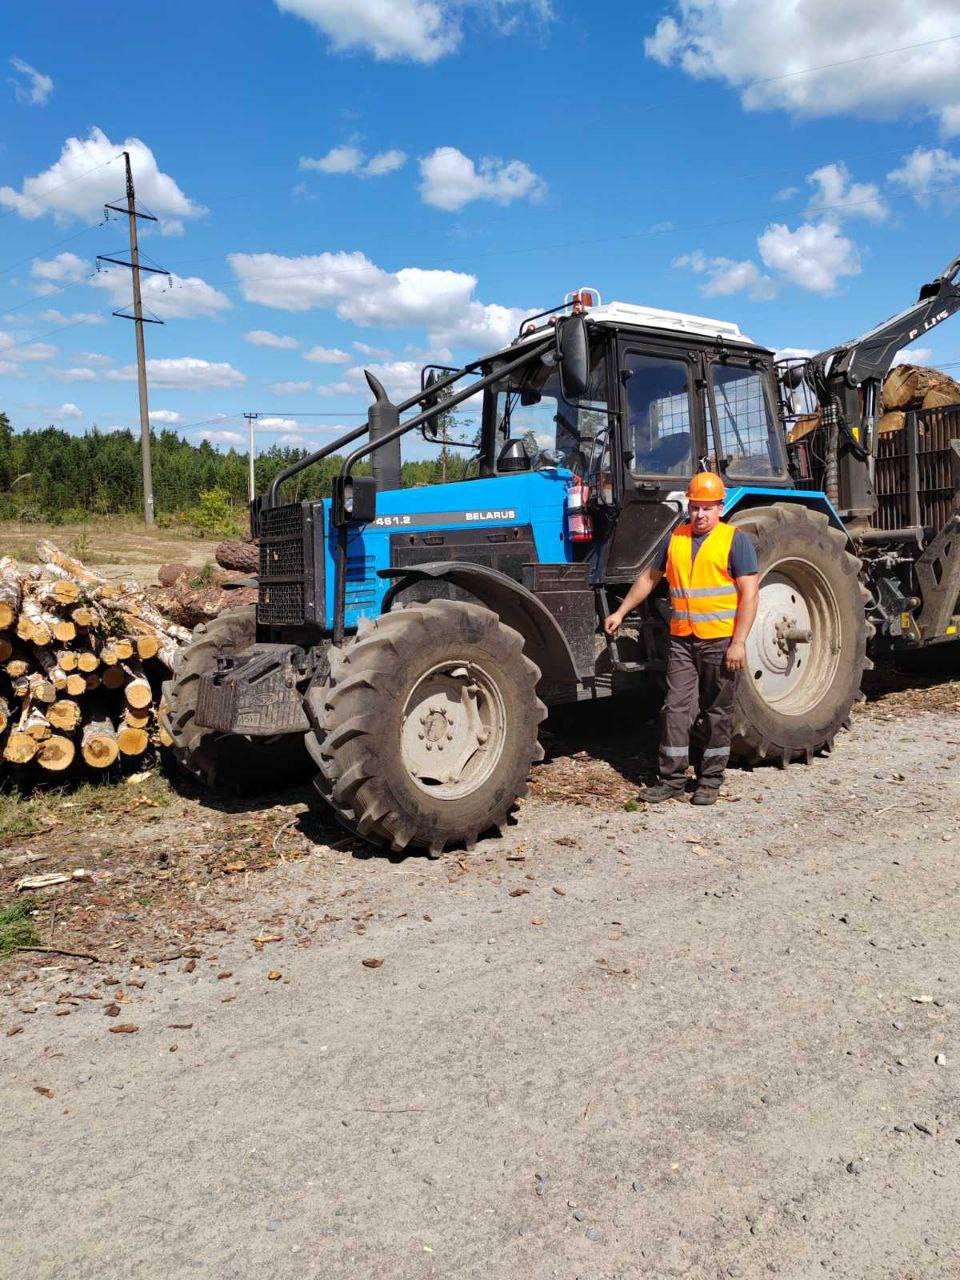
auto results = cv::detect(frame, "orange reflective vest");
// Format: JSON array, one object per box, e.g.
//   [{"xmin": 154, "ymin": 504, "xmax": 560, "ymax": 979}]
[{"xmin": 665, "ymin": 521, "xmax": 739, "ymax": 640}]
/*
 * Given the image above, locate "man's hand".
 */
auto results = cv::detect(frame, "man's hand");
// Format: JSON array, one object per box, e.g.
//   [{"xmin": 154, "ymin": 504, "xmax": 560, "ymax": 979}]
[
  {"xmin": 725, "ymin": 639, "xmax": 746, "ymax": 672},
  {"xmin": 604, "ymin": 610, "xmax": 624, "ymax": 637}
]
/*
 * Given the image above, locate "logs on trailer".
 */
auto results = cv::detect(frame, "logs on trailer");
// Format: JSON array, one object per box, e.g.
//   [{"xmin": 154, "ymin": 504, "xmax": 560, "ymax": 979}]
[{"xmin": 0, "ymin": 541, "xmax": 191, "ymax": 782}]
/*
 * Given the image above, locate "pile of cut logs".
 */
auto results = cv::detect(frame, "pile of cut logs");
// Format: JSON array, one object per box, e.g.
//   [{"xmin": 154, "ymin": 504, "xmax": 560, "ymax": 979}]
[
  {"xmin": 0, "ymin": 542, "xmax": 190, "ymax": 777},
  {"xmin": 789, "ymin": 364, "xmax": 960, "ymax": 443}
]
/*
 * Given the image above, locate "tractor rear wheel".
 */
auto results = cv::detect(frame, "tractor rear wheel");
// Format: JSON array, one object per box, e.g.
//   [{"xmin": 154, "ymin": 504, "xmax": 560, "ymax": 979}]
[
  {"xmin": 728, "ymin": 503, "xmax": 871, "ymax": 765},
  {"xmin": 304, "ymin": 601, "xmax": 546, "ymax": 855},
  {"xmin": 160, "ymin": 605, "xmax": 309, "ymax": 791}
]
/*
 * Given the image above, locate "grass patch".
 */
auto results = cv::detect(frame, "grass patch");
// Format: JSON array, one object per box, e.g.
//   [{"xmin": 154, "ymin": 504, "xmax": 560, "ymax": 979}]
[
  {"xmin": 0, "ymin": 791, "xmax": 51, "ymax": 840},
  {"xmin": 0, "ymin": 897, "xmax": 40, "ymax": 954},
  {"xmin": 0, "ymin": 773, "xmax": 175, "ymax": 841}
]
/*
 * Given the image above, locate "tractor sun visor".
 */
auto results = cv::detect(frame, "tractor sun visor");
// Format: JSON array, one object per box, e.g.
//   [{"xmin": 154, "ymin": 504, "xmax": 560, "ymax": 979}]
[{"xmin": 333, "ymin": 474, "xmax": 377, "ymax": 526}]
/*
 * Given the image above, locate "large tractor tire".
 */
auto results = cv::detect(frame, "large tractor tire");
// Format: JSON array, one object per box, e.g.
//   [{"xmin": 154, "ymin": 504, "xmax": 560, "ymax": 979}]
[
  {"xmin": 304, "ymin": 600, "xmax": 546, "ymax": 856},
  {"xmin": 160, "ymin": 605, "xmax": 310, "ymax": 791},
  {"xmin": 728, "ymin": 503, "xmax": 871, "ymax": 765}
]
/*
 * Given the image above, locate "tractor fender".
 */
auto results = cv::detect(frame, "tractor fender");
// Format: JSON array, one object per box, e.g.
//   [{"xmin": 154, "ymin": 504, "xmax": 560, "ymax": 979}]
[{"xmin": 379, "ymin": 562, "xmax": 582, "ymax": 688}]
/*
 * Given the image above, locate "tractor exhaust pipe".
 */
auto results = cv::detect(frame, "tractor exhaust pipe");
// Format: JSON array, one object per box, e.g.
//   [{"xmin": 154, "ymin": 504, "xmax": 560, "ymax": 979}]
[{"xmin": 365, "ymin": 370, "xmax": 401, "ymax": 492}]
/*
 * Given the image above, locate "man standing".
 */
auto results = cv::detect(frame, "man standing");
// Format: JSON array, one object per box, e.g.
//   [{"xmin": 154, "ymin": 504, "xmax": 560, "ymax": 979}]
[{"xmin": 604, "ymin": 472, "xmax": 759, "ymax": 805}]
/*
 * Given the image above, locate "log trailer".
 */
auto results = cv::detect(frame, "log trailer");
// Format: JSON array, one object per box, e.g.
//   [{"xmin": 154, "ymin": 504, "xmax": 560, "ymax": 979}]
[{"xmin": 161, "ymin": 254, "xmax": 960, "ymax": 855}]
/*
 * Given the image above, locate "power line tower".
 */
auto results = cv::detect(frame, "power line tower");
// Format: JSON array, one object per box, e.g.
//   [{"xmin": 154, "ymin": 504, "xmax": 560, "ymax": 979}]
[
  {"xmin": 97, "ymin": 151, "xmax": 170, "ymax": 527},
  {"xmin": 244, "ymin": 413, "xmax": 259, "ymax": 502}
]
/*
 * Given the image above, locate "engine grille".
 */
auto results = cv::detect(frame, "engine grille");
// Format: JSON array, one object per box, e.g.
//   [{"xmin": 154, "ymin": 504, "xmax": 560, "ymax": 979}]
[{"xmin": 258, "ymin": 501, "xmax": 318, "ymax": 627}]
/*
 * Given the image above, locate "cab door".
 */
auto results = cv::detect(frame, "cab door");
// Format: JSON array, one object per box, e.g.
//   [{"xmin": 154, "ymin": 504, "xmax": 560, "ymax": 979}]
[{"xmin": 602, "ymin": 338, "xmax": 707, "ymax": 581}]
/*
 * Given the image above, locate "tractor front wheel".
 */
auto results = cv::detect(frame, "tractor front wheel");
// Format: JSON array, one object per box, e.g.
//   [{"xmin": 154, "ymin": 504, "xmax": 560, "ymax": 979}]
[
  {"xmin": 728, "ymin": 503, "xmax": 871, "ymax": 765},
  {"xmin": 304, "ymin": 601, "xmax": 546, "ymax": 855}
]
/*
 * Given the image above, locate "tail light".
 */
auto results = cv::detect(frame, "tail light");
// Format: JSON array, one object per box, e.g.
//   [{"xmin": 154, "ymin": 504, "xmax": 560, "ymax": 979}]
[{"xmin": 567, "ymin": 478, "xmax": 593, "ymax": 543}]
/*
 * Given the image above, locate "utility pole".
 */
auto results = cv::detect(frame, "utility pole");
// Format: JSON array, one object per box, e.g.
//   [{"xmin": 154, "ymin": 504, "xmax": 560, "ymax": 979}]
[
  {"xmin": 98, "ymin": 152, "xmax": 170, "ymax": 527},
  {"xmin": 244, "ymin": 413, "xmax": 259, "ymax": 501}
]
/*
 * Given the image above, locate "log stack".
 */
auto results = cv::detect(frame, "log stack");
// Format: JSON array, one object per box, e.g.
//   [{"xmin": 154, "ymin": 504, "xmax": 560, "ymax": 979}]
[
  {"xmin": 788, "ymin": 363, "xmax": 960, "ymax": 443},
  {"xmin": 0, "ymin": 542, "xmax": 190, "ymax": 779}
]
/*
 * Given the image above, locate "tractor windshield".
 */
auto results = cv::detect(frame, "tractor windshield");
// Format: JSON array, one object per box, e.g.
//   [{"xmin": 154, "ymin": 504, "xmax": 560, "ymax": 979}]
[{"xmin": 488, "ymin": 343, "xmax": 609, "ymax": 474}]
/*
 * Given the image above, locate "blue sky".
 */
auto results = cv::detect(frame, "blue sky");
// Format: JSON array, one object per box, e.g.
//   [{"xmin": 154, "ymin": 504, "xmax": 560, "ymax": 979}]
[{"xmin": 1, "ymin": 0, "xmax": 959, "ymax": 460}]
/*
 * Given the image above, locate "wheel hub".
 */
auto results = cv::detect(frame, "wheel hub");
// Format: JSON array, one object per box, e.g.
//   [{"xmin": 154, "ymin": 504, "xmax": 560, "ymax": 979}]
[
  {"xmin": 401, "ymin": 663, "xmax": 506, "ymax": 800},
  {"xmin": 746, "ymin": 565, "xmax": 837, "ymax": 709}
]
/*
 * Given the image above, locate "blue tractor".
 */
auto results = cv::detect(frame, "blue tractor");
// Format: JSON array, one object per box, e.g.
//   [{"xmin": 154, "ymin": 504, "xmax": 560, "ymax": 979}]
[{"xmin": 162, "ymin": 260, "xmax": 960, "ymax": 855}]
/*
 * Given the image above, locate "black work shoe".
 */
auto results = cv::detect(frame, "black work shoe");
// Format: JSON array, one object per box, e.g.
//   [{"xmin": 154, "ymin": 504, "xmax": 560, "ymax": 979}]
[
  {"xmin": 640, "ymin": 784, "xmax": 685, "ymax": 804},
  {"xmin": 690, "ymin": 787, "xmax": 719, "ymax": 806}
]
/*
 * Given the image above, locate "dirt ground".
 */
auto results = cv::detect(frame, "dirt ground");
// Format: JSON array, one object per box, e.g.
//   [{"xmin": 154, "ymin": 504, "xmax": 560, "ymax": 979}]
[
  {"xmin": 2, "ymin": 668, "xmax": 960, "ymax": 1279},
  {"xmin": 1, "ymin": 517, "xmax": 220, "ymax": 584}
]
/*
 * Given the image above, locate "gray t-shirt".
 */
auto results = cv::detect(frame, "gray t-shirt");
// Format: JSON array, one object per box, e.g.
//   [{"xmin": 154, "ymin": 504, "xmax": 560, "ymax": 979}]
[{"xmin": 654, "ymin": 527, "xmax": 758, "ymax": 578}]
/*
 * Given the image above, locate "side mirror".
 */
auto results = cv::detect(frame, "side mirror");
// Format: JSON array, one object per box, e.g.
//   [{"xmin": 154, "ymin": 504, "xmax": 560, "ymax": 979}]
[
  {"xmin": 420, "ymin": 370, "xmax": 441, "ymax": 441},
  {"xmin": 557, "ymin": 313, "xmax": 589, "ymax": 401},
  {"xmin": 332, "ymin": 475, "xmax": 377, "ymax": 526}
]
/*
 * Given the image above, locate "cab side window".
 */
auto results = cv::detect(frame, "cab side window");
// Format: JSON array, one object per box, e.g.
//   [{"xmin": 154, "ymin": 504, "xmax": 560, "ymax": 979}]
[
  {"xmin": 622, "ymin": 353, "xmax": 693, "ymax": 477},
  {"xmin": 709, "ymin": 363, "xmax": 785, "ymax": 477}
]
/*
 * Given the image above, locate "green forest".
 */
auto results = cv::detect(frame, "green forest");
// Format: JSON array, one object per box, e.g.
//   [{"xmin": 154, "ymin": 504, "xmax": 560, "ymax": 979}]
[{"xmin": 0, "ymin": 412, "xmax": 477, "ymax": 534}]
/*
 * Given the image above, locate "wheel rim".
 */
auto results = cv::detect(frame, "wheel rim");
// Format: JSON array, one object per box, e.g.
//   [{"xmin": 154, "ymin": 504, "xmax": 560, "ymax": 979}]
[
  {"xmin": 400, "ymin": 661, "xmax": 507, "ymax": 800},
  {"xmin": 746, "ymin": 560, "xmax": 840, "ymax": 712}
]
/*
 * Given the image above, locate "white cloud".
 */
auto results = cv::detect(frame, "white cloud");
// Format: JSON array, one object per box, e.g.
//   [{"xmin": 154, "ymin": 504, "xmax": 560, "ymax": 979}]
[
  {"xmin": 893, "ymin": 345, "xmax": 934, "ymax": 366},
  {"xmin": 673, "ymin": 250, "xmax": 777, "ymax": 300},
  {"xmin": 276, "ymin": 0, "xmax": 461, "ymax": 62},
  {"xmin": 300, "ymin": 145, "xmax": 408, "ymax": 177},
  {"xmin": 941, "ymin": 104, "xmax": 960, "ymax": 138},
  {"xmin": 77, "ymin": 351, "xmax": 112, "ymax": 366},
  {"xmin": 150, "ymin": 409, "xmax": 182, "ymax": 424},
  {"xmin": 0, "ymin": 361, "xmax": 25, "ymax": 377},
  {"xmin": 93, "ymin": 267, "xmax": 230, "ymax": 320},
  {"xmin": 644, "ymin": 2, "xmax": 960, "ymax": 136},
  {"xmin": 11, "ymin": 341, "xmax": 58, "ymax": 362},
  {"xmin": 0, "ymin": 126, "xmax": 205, "ymax": 233},
  {"xmin": 887, "ymin": 146, "xmax": 960, "ymax": 207},
  {"xmin": 304, "ymin": 344, "xmax": 350, "ymax": 363},
  {"xmin": 228, "ymin": 248, "xmax": 528, "ymax": 350},
  {"xmin": 9, "ymin": 57, "xmax": 52, "ymax": 106},
  {"xmin": 245, "ymin": 329, "xmax": 299, "ymax": 349},
  {"xmin": 353, "ymin": 340, "xmax": 392, "ymax": 358},
  {"xmin": 805, "ymin": 162, "xmax": 888, "ymax": 222},
  {"xmin": 269, "ymin": 380, "xmax": 313, "ymax": 395},
  {"xmin": 37, "ymin": 308, "xmax": 104, "ymax": 326},
  {"xmin": 758, "ymin": 221, "xmax": 860, "ymax": 294},
  {"xmin": 196, "ymin": 429, "xmax": 245, "ymax": 447},
  {"xmin": 55, "ymin": 402, "xmax": 82, "ymax": 419},
  {"xmin": 31, "ymin": 250, "xmax": 88, "ymax": 295},
  {"xmin": 107, "ymin": 357, "xmax": 246, "ymax": 389},
  {"xmin": 51, "ymin": 366, "xmax": 97, "ymax": 382},
  {"xmin": 419, "ymin": 146, "xmax": 545, "ymax": 211},
  {"xmin": 257, "ymin": 417, "xmax": 301, "ymax": 431}
]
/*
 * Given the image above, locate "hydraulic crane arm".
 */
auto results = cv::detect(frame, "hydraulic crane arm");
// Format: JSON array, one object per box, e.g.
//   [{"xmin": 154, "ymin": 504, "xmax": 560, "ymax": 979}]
[{"xmin": 813, "ymin": 253, "xmax": 960, "ymax": 388}]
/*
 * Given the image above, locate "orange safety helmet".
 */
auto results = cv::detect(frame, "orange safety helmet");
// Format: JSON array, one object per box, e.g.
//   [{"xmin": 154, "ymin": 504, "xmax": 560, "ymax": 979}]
[{"xmin": 687, "ymin": 471, "xmax": 726, "ymax": 503}]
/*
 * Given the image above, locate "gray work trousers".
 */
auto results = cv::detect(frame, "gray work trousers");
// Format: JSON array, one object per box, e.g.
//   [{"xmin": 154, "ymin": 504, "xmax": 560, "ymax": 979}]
[{"xmin": 659, "ymin": 635, "xmax": 740, "ymax": 792}]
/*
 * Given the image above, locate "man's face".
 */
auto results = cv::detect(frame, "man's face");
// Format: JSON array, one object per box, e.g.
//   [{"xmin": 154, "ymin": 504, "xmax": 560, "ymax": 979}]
[{"xmin": 688, "ymin": 500, "xmax": 723, "ymax": 535}]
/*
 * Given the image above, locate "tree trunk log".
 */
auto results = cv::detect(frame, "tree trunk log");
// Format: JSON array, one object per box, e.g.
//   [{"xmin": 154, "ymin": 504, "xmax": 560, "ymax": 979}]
[
  {"xmin": 81, "ymin": 709, "xmax": 119, "ymax": 768},
  {"xmin": 37, "ymin": 734, "xmax": 75, "ymax": 772},
  {"xmin": 0, "ymin": 556, "xmax": 22, "ymax": 630},
  {"xmin": 117, "ymin": 725, "xmax": 149, "ymax": 757},
  {"xmin": 215, "ymin": 538, "xmax": 259, "ymax": 574},
  {"xmin": 48, "ymin": 699, "xmax": 82, "ymax": 732}
]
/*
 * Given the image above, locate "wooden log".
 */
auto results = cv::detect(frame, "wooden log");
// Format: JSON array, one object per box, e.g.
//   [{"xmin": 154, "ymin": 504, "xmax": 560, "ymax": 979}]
[
  {"xmin": 76, "ymin": 648, "xmax": 99, "ymax": 673},
  {"xmin": 27, "ymin": 672, "xmax": 56, "ymax": 705},
  {"xmin": 71, "ymin": 605, "xmax": 97, "ymax": 628},
  {"xmin": 17, "ymin": 598, "xmax": 53, "ymax": 646},
  {"xmin": 51, "ymin": 578, "xmax": 81, "ymax": 605},
  {"xmin": 23, "ymin": 707, "xmax": 52, "ymax": 742},
  {"xmin": 135, "ymin": 633, "xmax": 160, "ymax": 661},
  {"xmin": 35, "ymin": 539, "xmax": 105, "ymax": 586},
  {"xmin": 157, "ymin": 562, "xmax": 193, "ymax": 587},
  {"xmin": 48, "ymin": 699, "xmax": 81, "ymax": 732},
  {"xmin": 215, "ymin": 538, "xmax": 258, "ymax": 574},
  {"xmin": 100, "ymin": 644, "xmax": 119, "ymax": 667},
  {"xmin": 58, "ymin": 648, "xmax": 78, "ymax": 672},
  {"xmin": 81, "ymin": 709, "xmax": 119, "ymax": 769},
  {"xmin": 878, "ymin": 411, "xmax": 906, "ymax": 435},
  {"xmin": 0, "ymin": 694, "xmax": 9, "ymax": 735},
  {"xmin": 922, "ymin": 386, "xmax": 958, "ymax": 410},
  {"xmin": 119, "ymin": 612, "xmax": 175, "ymax": 666},
  {"xmin": 51, "ymin": 618, "xmax": 77, "ymax": 644},
  {"xmin": 38, "ymin": 734, "xmax": 75, "ymax": 772},
  {"xmin": 0, "ymin": 556, "xmax": 23, "ymax": 630},
  {"xmin": 10, "ymin": 673, "xmax": 29, "ymax": 699},
  {"xmin": 65, "ymin": 673, "xmax": 89, "ymax": 698},
  {"xmin": 112, "ymin": 638, "xmax": 134, "ymax": 661},
  {"xmin": 101, "ymin": 665, "xmax": 125, "ymax": 691},
  {"xmin": 121, "ymin": 659, "xmax": 152, "ymax": 710},
  {"xmin": 124, "ymin": 707, "xmax": 151, "ymax": 729},
  {"xmin": 3, "ymin": 727, "xmax": 38, "ymax": 764},
  {"xmin": 111, "ymin": 594, "xmax": 192, "ymax": 645},
  {"xmin": 84, "ymin": 673, "xmax": 101, "ymax": 693},
  {"xmin": 31, "ymin": 645, "xmax": 68, "ymax": 692},
  {"xmin": 0, "ymin": 635, "xmax": 12, "ymax": 664},
  {"xmin": 4, "ymin": 648, "xmax": 30, "ymax": 678},
  {"xmin": 117, "ymin": 725, "xmax": 149, "ymax": 757}
]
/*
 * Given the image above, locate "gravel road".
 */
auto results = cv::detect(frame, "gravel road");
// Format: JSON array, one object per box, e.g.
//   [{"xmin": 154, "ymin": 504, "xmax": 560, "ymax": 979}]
[{"xmin": 3, "ymin": 707, "xmax": 960, "ymax": 1280}]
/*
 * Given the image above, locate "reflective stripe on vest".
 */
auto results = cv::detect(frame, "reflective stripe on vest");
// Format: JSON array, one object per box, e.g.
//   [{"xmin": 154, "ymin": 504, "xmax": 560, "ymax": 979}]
[{"xmin": 665, "ymin": 521, "xmax": 739, "ymax": 640}]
